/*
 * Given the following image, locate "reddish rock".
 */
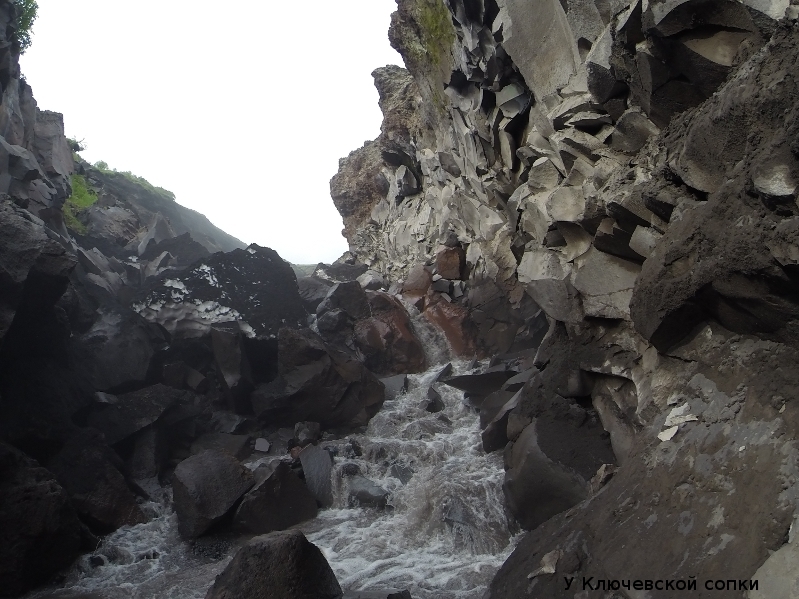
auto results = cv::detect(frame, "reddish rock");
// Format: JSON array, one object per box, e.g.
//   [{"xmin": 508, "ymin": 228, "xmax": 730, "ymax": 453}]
[
  {"xmin": 423, "ymin": 298, "xmax": 478, "ymax": 357},
  {"xmin": 353, "ymin": 291, "xmax": 426, "ymax": 375},
  {"xmin": 434, "ymin": 246, "xmax": 466, "ymax": 280},
  {"xmin": 400, "ymin": 264, "xmax": 435, "ymax": 311}
]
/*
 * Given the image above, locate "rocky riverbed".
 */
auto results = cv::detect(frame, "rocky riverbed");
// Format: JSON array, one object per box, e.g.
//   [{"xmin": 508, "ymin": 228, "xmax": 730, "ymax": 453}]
[{"xmin": 2, "ymin": 0, "xmax": 799, "ymax": 597}]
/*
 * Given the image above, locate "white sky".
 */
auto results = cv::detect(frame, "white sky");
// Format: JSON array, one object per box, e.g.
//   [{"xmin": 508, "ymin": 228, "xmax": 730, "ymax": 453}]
[{"xmin": 20, "ymin": 1, "xmax": 404, "ymax": 264}]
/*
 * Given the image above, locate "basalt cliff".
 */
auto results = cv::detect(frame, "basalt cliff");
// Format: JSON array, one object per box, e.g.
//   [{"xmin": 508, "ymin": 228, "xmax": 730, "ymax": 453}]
[
  {"xmin": 332, "ymin": 0, "xmax": 799, "ymax": 595},
  {"xmin": 2, "ymin": 0, "xmax": 799, "ymax": 597}
]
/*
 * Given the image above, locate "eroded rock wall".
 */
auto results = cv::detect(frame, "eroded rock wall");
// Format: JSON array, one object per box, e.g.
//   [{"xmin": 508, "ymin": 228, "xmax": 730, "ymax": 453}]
[{"xmin": 335, "ymin": 0, "xmax": 799, "ymax": 593}]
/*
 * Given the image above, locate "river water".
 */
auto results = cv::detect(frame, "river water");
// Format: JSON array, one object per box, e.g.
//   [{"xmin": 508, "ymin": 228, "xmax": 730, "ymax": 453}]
[{"xmin": 26, "ymin": 321, "xmax": 517, "ymax": 599}]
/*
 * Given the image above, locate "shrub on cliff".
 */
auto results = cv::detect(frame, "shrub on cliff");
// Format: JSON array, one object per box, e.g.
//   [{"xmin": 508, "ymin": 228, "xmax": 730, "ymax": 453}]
[
  {"xmin": 12, "ymin": 0, "xmax": 37, "ymax": 53},
  {"xmin": 63, "ymin": 174, "xmax": 98, "ymax": 234}
]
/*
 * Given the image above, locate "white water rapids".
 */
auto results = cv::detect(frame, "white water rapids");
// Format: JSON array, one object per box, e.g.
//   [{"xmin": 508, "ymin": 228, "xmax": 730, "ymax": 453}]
[{"xmin": 26, "ymin": 320, "xmax": 517, "ymax": 599}]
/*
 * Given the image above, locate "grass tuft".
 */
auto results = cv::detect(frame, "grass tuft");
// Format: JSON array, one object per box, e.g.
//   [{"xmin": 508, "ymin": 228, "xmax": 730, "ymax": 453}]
[{"xmin": 62, "ymin": 174, "xmax": 98, "ymax": 234}]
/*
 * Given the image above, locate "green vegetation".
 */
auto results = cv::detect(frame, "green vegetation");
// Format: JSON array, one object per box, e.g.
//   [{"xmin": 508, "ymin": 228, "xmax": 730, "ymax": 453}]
[
  {"xmin": 66, "ymin": 137, "xmax": 86, "ymax": 153},
  {"xmin": 63, "ymin": 174, "xmax": 98, "ymax": 234},
  {"xmin": 416, "ymin": 0, "xmax": 455, "ymax": 70},
  {"xmin": 92, "ymin": 161, "xmax": 176, "ymax": 201},
  {"xmin": 12, "ymin": 0, "xmax": 37, "ymax": 53}
]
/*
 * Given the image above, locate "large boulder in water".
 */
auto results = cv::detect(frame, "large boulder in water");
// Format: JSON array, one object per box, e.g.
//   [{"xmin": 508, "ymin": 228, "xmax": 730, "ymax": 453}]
[
  {"xmin": 172, "ymin": 449, "xmax": 254, "ymax": 539},
  {"xmin": 204, "ymin": 530, "xmax": 342, "ymax": 599},
  {"xmin": 0, "ymin": 442, "xmax": 82, "ymax": 596},
  {"xmin": 233, "ymin": 462, "xmax": 318, "ymax": 534},
  {"xmin": 353, "ymin": 291, "xmax": 426, "ymax": 376}
]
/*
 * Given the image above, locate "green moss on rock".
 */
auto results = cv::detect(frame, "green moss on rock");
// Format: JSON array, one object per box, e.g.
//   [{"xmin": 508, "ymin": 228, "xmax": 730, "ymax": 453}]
[{"xmin": 62, "ymin": 174, "xmax": 97, "ymax": 234}]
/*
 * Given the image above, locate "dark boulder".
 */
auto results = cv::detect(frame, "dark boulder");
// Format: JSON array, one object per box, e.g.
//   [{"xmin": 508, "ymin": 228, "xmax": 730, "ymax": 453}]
[
  {"xmin": 316, "ymin": 280, "xmax": 371, "ymax": 320},
  {"xmin": 204, "ymin": 530, "xmax": 342, "ymax": 599},
  {"xmin": 421, "ymin": 386, "xmax": 445, "ymax": 413},
  {"xmin": 294, "ymin": 421, "xmax": 321, "ymax": 446},
  {"xmin": 133, "ymin": 244, "xmax": 306, "ymax": 340},
  {"xmin": 0, "ymin": 201, "xmax": 76, "ymax": 343},
  {"xmin": 296, "ymin": 275, "xmax": 333, "ymax": 313},
  {"xmin": 380, "ymin": 374, "xmax": 408, "ymax": 400},
  {"xmin": 71, "ymin": 305, "xmax": 168, "ymax": 392},
  {"xmin": 503, "ymin": 380, "xmax": 616, "ymax": 530},
  {"xmin": 0, "ymin": 442, "xmax": 82, "ymax": 596},
  {"xmin": 251, "ymin": 328, "xmax": 384, "ymax": 429},
  {"xmin": 234, "ymin": 462, "xmax": 318, "ymax": 534},
  {"xmin": 172, "ymin": 449, "xmax": 254, "ymax": 539}
]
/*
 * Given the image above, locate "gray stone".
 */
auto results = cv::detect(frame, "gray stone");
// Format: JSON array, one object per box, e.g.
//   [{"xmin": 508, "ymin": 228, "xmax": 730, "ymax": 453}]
[
  {"xmin": 395, "ymin": 165, "xmax": 420, "ymax": 198},
  {"xmin": 348, "ymin": 475, "xmax": 390, "ymax": 508},
  {"xmin": 299, "ymin": 444, "xmax": 334, "ymax": 508},
  {"xmin": 610, "ymin": 108, "xmax": 660, "ymax": 154},
  {"xmin": 381, "ymin": 374, "xmax": 408, "ymax": 400},
  {"xmin": 357, "ymin": 269, "xmax": 386, "ymax": 290},
  {"xmin": 294, "ymin": 421, "xmax": 321, "ymax": 446},
  {"xmin": 501, "ymin": 0, "xmax": 581, "ymax": 100},
  {"xmin": 573, "ymin": 248, "xmax": 641, "ymax": 319}
]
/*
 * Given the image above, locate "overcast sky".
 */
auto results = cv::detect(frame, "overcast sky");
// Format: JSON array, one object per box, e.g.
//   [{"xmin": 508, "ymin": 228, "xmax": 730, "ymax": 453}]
[{"xmin": 20, "ymin": 1, "xmax": 404, "ymax": 264}]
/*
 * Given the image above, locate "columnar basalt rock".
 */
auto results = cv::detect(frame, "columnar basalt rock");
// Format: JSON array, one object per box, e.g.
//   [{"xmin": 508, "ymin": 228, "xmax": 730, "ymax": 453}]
[{"xmin": 330, "ymin": 0, "xmax": 799, "ymax": 594}]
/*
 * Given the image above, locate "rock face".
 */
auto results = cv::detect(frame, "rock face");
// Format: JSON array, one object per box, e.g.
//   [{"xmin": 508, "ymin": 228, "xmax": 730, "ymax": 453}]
[
  {"xmin": 205, "ymin": 530, "xmax": 342, "ymax": 599},
  {"xmin": 330, "ymin": 0, "xmax": 799, "ymax": 594}
]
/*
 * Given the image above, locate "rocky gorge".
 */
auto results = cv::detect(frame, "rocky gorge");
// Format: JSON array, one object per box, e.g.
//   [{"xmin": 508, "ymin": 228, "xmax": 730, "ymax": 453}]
[{"xmin": 2, "ymin": 0, "xmax": 799, "ymax": 597}]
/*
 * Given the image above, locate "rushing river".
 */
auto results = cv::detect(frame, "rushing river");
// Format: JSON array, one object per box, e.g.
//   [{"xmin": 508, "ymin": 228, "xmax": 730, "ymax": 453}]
[{"xmin": 26, "ymin": 315, "xmax": 517, "ymax": 599}]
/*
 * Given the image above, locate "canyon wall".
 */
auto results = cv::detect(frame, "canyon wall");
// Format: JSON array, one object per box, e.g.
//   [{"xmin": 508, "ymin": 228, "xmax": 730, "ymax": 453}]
[{"xmin": 335, "ymin": 0, "xmax": 799, "ymax": 594}]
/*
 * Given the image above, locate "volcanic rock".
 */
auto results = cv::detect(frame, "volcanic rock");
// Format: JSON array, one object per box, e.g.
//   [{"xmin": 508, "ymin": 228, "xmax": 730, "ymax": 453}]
[
  {"xmin": 47, "ymin": 429, "xmax": 146, "ymax": 533},
  {"xmin": 0, "ymin": 442, "xmax": 82, "ymax": 596},
  {"xmin": 233, "ymin": 462, "xmax": 318, "ymax": 534},
  {"xmin": 133, "ymin": 244, "xmax": 306, "ymax": 340},
  {"xmin": 86, "ymin": 384, "xmax": 190, "ymax": 445},
  {"xmin": 348, "ymin": 475, "xmax": 390, "ymax": 508},
  {"xmin": 251, "ymin": 328, "xmax": 384, "ymax": 429},
  {"xmin": 299, "ymin": 444, "xmax": 334, "ymax": 508},
  {"xmin": 172, "ymin": 449, "xmax": 254, "ymax": 539},
  {"xmin": 204, "ymin": 530, "xmax": 342, "ymax": 599}
]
